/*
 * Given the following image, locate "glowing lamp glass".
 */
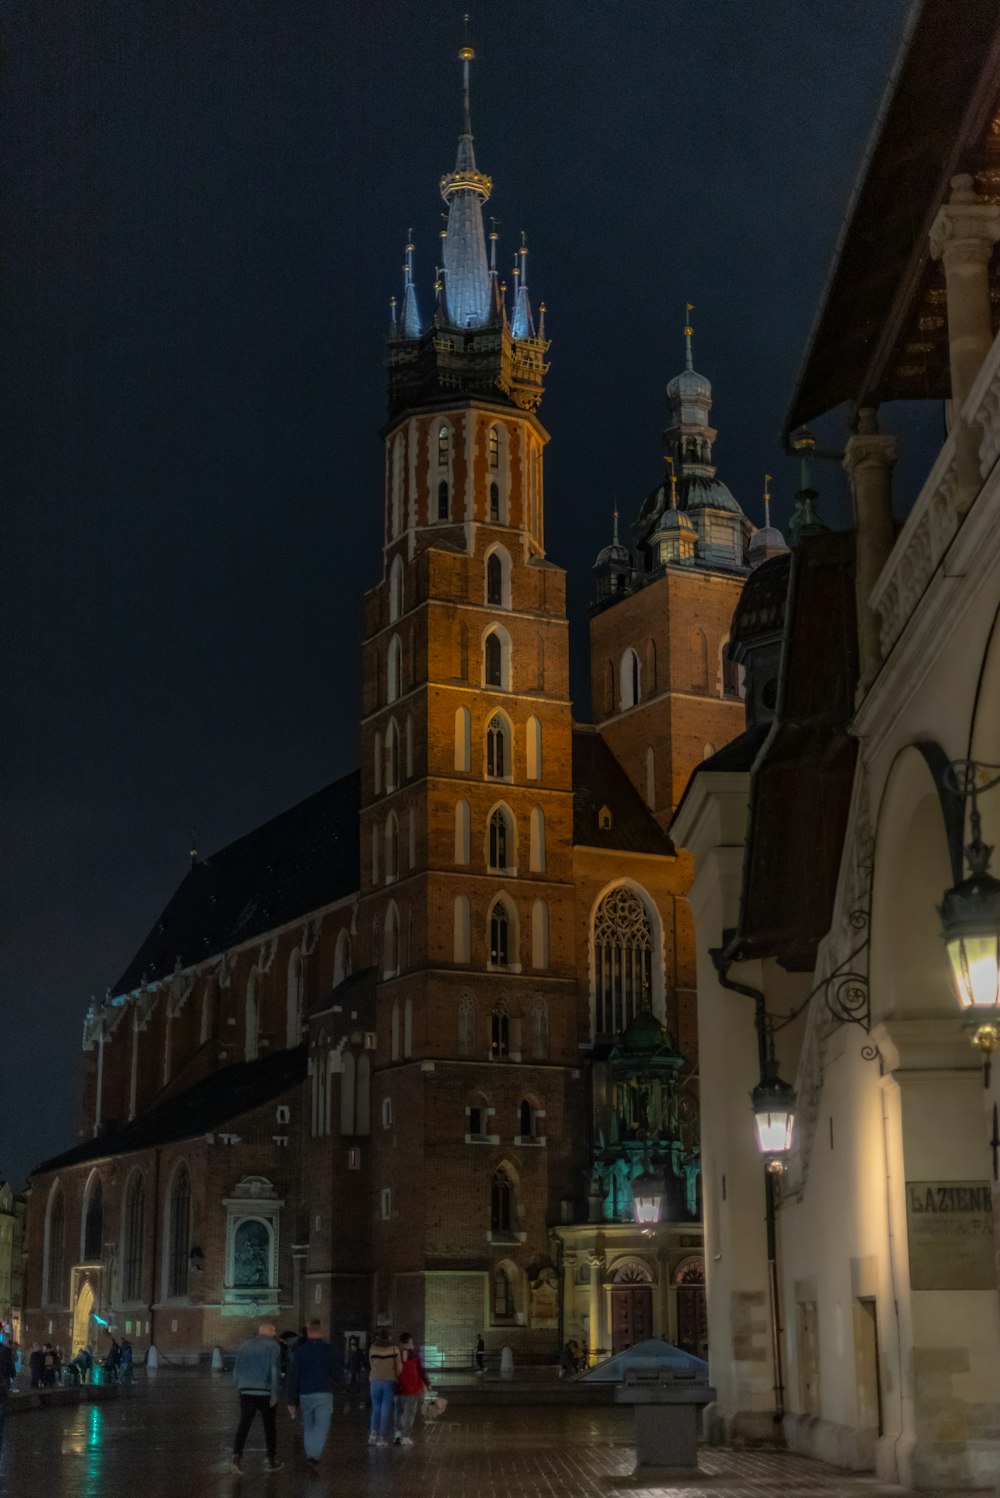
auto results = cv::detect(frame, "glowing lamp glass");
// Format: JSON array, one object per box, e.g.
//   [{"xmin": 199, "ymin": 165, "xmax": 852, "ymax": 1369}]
[
  {"xmin": 939, "ymin": 862, "xmax": 1000, "ymax": 1013},
  {"xmin": 631, "ymin": 1171, "xmax": 665, "ymax": 1226},
  {"xmin": 946, "ymin": 933, "xmax": 1000, "ymax": 1011},
  {"xmin": 750, "ymin": 1063, "xmax": 796, "ymax": 1160}
]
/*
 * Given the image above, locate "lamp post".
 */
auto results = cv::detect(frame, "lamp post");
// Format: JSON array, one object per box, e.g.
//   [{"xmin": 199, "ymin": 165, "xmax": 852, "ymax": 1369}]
[
  {"xmin": 751, "ymin": 1057, "xmax": 797, "ymax": 1172},
  {"xmin": 939, "ymin": 760, "xmax": 1000, "ymax": 1081}
]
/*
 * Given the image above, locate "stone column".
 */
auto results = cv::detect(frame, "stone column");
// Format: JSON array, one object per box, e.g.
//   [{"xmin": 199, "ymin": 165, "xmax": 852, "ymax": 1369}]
[
  {"xmin": 843, "ymin": 407, "xmax": 898, "ymax": 694},
  {"xmin": 929, "ymin": 174, "xmax": 1000, "ymax": 511}
]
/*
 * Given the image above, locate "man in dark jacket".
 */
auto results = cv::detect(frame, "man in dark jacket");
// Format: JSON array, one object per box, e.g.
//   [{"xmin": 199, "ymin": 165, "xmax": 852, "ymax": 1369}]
[
  {"xmin": 0, "ymin": 1339, "xmax": 16, "ymax": 1454},
  {"xmin": 231, "ymin": 1319, "xmax": 283, "ymax": 1475},
  {"xmin": 286, "ymin": 1320, "xmax": 338, "ymax": 1476},
  {"xmin": 27, "ymin": 1344, "xmax": 43, "ymax": 1389}
]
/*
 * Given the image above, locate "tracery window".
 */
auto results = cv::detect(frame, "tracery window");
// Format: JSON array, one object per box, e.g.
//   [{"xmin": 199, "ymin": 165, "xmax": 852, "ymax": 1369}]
[
  {"xmin": 489, "ymin": 807, "xmax": 511, "ymax": 871},
  {"xmin": 490, "ymin": 903, "xmax": 512, "ymax": 969},
  {"xmin": 83, "ymin": 1175, "xmax": 103, "ymax": 1261},
  {"xmin": 594, "ymin": 886, "xmax": 653, "ymax": 1036},
  {"xmin": 491, "ymin": 1170, "xmax": 513, "ymax": 1234},
  {"xmin": 490, "ymin": 1004, "xmax": 510, "ymax": 1057},
  {"xmin": 167, "ymin": 1166, "xmax": 191, "ymax": 1298},
  {"xmin": 493, "ymin": 1265, "xmax": 514, "ymax": 1318},
  {"xmin": 123, "ymin": 1172, "xmax": 145, "ymax": 1302},
  {"xmin": 486, "ymin": 714, "xmax": 509, "ymax": 779}
]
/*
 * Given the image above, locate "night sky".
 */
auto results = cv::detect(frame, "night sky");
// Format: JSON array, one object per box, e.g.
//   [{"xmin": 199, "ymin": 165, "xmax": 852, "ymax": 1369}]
[{"xmin": 3, "ymin": 0, "xmax": 929, "ymax": 1185}]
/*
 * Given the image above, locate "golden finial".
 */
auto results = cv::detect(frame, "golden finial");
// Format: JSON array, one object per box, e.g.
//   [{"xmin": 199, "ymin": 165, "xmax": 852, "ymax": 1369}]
[
  {"xmin": 666, "ymin": 454, "xmax": 678, "ymax": 508},
  {"xmin": 763, "ymin": 473, "xmax": 772, "ymax": 528},
  {"xmin": 460, "ymin": 11, "xmax": 473, "ymax": 60}
]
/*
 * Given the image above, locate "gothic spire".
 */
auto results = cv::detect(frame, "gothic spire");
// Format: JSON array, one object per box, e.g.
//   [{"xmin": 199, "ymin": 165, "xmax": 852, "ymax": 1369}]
[
  {"xmin": 400, "ymin": 234, "xmax": 421, "ymax": 339},
  {"xmin": 510, "ymin": 232, "xmax": 535, "ymax": 339},
  {"xmin": 439, "ymin": 45, "xmax": 492, "ymax": 330}
]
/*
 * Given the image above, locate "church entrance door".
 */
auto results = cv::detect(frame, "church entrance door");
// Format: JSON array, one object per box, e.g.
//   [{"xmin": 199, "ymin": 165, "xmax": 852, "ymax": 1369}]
[
  {"xmin": 72, "ymin": 1280, "xmax": 94, "ymax": 1354},
  {"xmin": 611, "ymin": 1285, "xmax": 652, "ymax": 1351}
]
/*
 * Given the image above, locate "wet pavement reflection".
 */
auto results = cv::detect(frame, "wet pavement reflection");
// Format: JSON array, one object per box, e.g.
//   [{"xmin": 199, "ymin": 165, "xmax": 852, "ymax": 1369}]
[{"xmin": 0, "ymin": 1370, "xmax": 937, "ymax": 1496}]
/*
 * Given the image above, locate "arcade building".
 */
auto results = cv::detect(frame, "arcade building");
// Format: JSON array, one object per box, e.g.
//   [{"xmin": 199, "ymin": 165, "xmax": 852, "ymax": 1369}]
[{"xmin": 22, "ymin": 51, "xmax": 777, "ymax": 1368}]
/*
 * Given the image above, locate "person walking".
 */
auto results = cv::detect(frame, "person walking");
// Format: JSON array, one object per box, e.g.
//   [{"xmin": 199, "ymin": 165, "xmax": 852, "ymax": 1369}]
[
  {"xmin": 28, "ymin": 1344, "xmax": 43, "ymax": 1389},
  {"xmin": 231, "ymin": 1319, "xmax": 284, "ymax": 1475},
  {"xmin": 474, "ymin": 1334, "xmax": 485, "ymax": 1375},
  {"xmin": 394, "ymin": 1333, "xmax": 431, "ymax": 1446},
  {"xmin": 76, "ymin": 1346, "xmax": 93, "ymax": 1384},
  {"xmin": 286, "ymin": 1320, "xmax": 338, "ymax": 1476},
  {"xmin": 366, "ymin": 1329, "xmax": 401, "ymax": 1447},
  {"xmin": 0, "ymin": 1338, "xmax": 15, "ymax": 1457},
  {"xmin": 344, "ymin": 1335, "xmax": 365, "ymax": 1412}
]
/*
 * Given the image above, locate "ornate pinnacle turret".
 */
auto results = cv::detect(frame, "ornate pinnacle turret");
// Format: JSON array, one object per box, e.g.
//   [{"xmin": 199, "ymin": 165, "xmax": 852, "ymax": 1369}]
[
  {"xmin": 511, "ymin": 231, "xmax": 535, "ymax": 339},
  {"xmin": 439, "ymin": 44, "xmax": 492, "ymax": 330},
  {"xmin": 763, "ymin": 473, "xmax": 772, "ymax": 528},
  {"xmin": 400, "ymin": 233, "xmax": 421, "ymax": 339},
  {"xmin": 787, "ymin": 429, "xmax": 827, "ymax": 546}
]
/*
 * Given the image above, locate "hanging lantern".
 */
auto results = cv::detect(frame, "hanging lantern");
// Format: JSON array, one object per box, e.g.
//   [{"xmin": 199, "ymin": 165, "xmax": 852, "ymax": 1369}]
[
  {"xmin": 631, "ymin": 1169, "xmax": 665, "ymax": 1226},
  {"xmin": 939, "ymin": 843, "xmax": 1000, "ymax": 1013},
  {"xmin": 750, "ymin": 1058, "xmax": 796, "ymax": 1161}
]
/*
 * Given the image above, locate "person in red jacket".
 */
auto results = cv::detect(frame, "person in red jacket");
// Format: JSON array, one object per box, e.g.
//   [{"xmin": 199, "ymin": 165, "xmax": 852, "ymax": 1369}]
[{"xmin": 393, "ymin": 1333, "xmax": 432, "ymax": 1446}]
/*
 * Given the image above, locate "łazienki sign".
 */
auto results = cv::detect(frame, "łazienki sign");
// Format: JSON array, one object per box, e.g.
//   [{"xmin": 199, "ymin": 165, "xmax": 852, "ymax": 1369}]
[{"xmin": 905, "ymin": 1180, "xmax": 995, "ymax": 1290}]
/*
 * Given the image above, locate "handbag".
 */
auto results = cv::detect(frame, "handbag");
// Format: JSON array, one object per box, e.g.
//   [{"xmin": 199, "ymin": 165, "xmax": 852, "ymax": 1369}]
[{"xmin": 422, "ymin": 1394, "xmax": 448, "ymax": 1419}]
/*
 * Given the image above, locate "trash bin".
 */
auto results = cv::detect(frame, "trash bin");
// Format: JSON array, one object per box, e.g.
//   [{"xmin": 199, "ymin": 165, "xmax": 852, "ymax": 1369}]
[{"xmin": 614, "ymin": 1363, "xmax": 716, "ymax": 1474}]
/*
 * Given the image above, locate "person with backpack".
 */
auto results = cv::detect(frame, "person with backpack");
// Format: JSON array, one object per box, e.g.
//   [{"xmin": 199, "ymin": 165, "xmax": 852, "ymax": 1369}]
[
  {"xmin": 366, "ymin": 1328, "xmax": 401, "ymax": 1447},
  {"xmin": 394, "ymin": 1333, "xmax": 432, "ymax": 1446}
]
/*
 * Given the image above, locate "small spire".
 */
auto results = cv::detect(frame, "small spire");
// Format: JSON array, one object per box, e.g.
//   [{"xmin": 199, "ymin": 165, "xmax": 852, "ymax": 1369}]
[
  {"xmin": 460, "ymin": 24, "xmax": 474, "ymax": 136},
  {"xmin": 389, "ymin": 294, "xmax": 398, "ymax": 335},
  {"xmin": 612, "ymin": 503, "xmax": 620, "ymax": 545},
  {"xmin": 511, "ymin": 231, "xmax": 535, "ymax": 339},
  {"xmin": 666, "ymin": 455, "xmax": 678, "ymax": 510},
  {"xmin": 489, "ymin": 216, "xmax": 499, "ymax": 275},
  {"xmin": 684, "ymin": 303, "xmax": 695, "ymax": 371},
  {"xmin": 400, "ymin": 231, "xmax": 421, "ymax": 338},
  {"xmin": 763, "ymin": 474, "xmax": 772, "ymax": 528},
  {"xmin": 539, "ymin": 301, "xmax": 546, "ymax": 339}
]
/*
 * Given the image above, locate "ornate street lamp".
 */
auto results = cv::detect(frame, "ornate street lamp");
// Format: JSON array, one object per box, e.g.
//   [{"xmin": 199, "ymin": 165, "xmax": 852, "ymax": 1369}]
[
  {"xmin": 631, "ymin": 1168, "xmax": 665, "ymax": 1226},
  {"xmin": 939, "ymin": 762, "xmax": 1000, "ymax": 1082},
  {"xmin": 750, "ymin": 1058, "xmax": 796, "ymax": 1170}
]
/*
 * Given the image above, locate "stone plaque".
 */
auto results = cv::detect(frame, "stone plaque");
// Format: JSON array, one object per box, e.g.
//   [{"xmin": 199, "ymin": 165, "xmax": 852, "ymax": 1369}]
[{"xmin": 905, "ymin": 1181, "xmax": 995, "ymax": 1290}]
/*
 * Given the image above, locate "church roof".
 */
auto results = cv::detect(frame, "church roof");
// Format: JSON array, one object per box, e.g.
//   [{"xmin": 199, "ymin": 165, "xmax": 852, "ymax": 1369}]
[
  {"xmin": 571, "ymin": 728, "xmax": 674, "ymax": 856},
  {"xmin": 32, "ymin": 1044, "xmax": 308, "ymax": 1176},
  {"xmin": 111, "ymin": 772, "xmax": 360, "ymax": 998}
]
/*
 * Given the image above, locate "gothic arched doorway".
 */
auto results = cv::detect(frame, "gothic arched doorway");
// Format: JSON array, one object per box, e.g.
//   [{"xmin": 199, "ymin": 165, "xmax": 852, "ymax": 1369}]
[
  {"xmin": 675, "ymin": 1259, "xmax": 707, "ymax": 1360},
  {"xmin": 610, "ymin": 1258, "xmax": 653, "ymax": 1353},
  {"xmin": 72, "ymin": 1279, "xmax": 94, "ymax": 1355}
]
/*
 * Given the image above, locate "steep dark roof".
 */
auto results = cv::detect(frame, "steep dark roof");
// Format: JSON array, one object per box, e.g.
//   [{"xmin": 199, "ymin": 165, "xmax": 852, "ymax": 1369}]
[
  {"xmin": 731, "ymin": 552, "xmax": 791, "ymax": 651},
  {"xmin": 112, "ymin": 771, "xmax": 360, "ymax": 996},
  {"xmin": 572, "ymin": 729, "xmax": 674, "ymax": 856},
  {"xmin": 32, "ymin": 1045, "xmax": 307, "ymax": 1176}
]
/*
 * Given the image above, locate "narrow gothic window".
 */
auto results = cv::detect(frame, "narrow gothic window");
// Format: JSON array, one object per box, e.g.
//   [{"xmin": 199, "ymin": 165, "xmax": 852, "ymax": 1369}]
[
  {"xmin": 531, "ymin": 1001, "xmax": 548, "ymax": 1059},
  {"xmin": 722, "ymin": 641, "xmax": 741, "ymax": 698},
  {"xmin": 491, "ymin": 1004, "xmax": 509, "ymax": 1057},
  {"xmin": 491, "ymin": 1169, "xmax": 513, "ymax": 1233},
  {"xmin": 519, "ymin": 1099, "xmax": 535, "ymax": 1138},
  {"xmin": 493, "ymin": 1264, "xmax": 514, "ymax": 1317},
  {"xmin": 593, "ymin": 886, "xmax": 653, "ymax": 1036},
  {"xmin": 167, "ymin": 1166, "xmax": 191, "ymax": 1297},
  {"xmin": 437, "ymin": 480, "xmax": 449, "ymax": 521},
  {"xmin": 83, "ymin": 1177, "xmax": 103, "ymax": 1261},
  {"xmin": 487, "ymin": 553, "xmax": 502, "ymax": 606},
  {"xmin": 45, "ymin": 1187, "xmax": 64, "ymax": 1306},
  {"xmin": 490, "ymin": 903, "xmax": 512, "ymax": 968},
  {"xmin": 488, "ymin": 426, "xmax": 499, "ymax": 469},
  {"xmin": 438, "ymin": 425, "xmax": 450, "ymax": 467},
  {"xmin": 458, "ymin": 994, "xmax": 475, "ymax": 1055},
  {"xmin": 486, "ymin": 715, "xmax": 508, "ymax": 779},
  {"xmin": 485, "ymin": 632, "xmax": 502, "ymax": 687},
  {"xmin": 489, "ymin": 808, "xmax": 510, "ymax": 870},
  {"xmin": 489, "ymin": 481, "xmax": 500, "ymax": 522},
  {"xmin": 123, "ymin": 1172, "xmax": 145, "ymax": 1302}
]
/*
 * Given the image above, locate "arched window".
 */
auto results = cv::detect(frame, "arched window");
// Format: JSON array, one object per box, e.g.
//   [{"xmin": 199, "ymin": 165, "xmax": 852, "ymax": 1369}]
[
  {"xmin": 385, "ymin": 720, "xmax": 399, "ymax": 792},
  {"xmin": 491, "ymin": 1169, "xmax": 513, "ymax": 1233},
  {"xmin": 493, "ymin": 1263, "xmax": 514, "ymax": 1317},
  {"xmin": 356, "ymin": 1052, "xmax": 371, "ymax": 1135},
  {"xmin": 437, "ymin": 424, "xmax": 450, "ymax": 467},
  {"xmin": 385, "ymin": 813, "xmax": 399, "ymax": 882},
  {"xmin": 530, "ymin": 1000, "xmax": 548, "ymax": 1059},
  {"xmin": 82, "ymin": 1173, "xmax": 103, "ymax": 1261},
  {"xmin": 488, "ymin": 426, "xmax": 500, "ymax": 469},
  {"xmin": 620, "ymin": 648, "xmax": 640, "ymax": 710},
  {"xmin": 489, "ymin": 480, "xmax": 500, "ymax": 522},
  {"xmin": 486, "ymin": 714, "xmax": 510, "ymax": 779},
  {"xmin": 388, "ymin": 634, "xmax": 403, "ymax": 703},
  {"xmin": 593, "ymin": 886, "xmax": 653, "ymax": 1036},
  {"xmin": 519, "ymin": 1099, "xmax": 536, "ymax": 1138},
  {"xmin": 645, "ymin": 746, "xmax": 656, "ymax": 809},
  {"xmin": 245, "ymin": 972, "xmax": 259, "ymax": 1063},
  {"xmin": 483, "ymin": 624, "xmax": 511, "ymax": 690},
  {"xmin": 454, "ymin": 894, "xmax": 471, "ymax": 963},
  {"xmin": 44, "ymin": 1183, "xmax": 65, "ymax": 1306},
  {"xmin": 437, "ymin": 479, "xmax": 449, "ymax": 521},
  {"xmin": 458, "ymin": 995, "xmax": 476, "ymax": 1056},
  {"xmin": 526, "ymin": 715, "xmax": 541, "ymax": 780},
  {"xmin": 404, "ymin": 997, "xmax": 413, "ymax": 1057},
  {"xmin": 123, "ymin": 1171, "xmax": 145, "ymax": 1302},
  {"xmin": 389, "ymin": 553, "xmax": 403, "ymax": 622},
  {"xmin": 455, "ymin": 706, "xmax": 472, "ymax": 771},
  {"xmin": 167, "ymin": 1165, "xmax": 191, "ymax": 1298},
  {"xmin": 489, "ymin": 807, "xmax": 512, "ymax": 871},
  {"xmin": 491, "ymin": 1004, "xmax": 510, "ymax": 1058},
  {"xmin": 286, "ymin": 949, "xmax": 304, "ymax": 1047},
  {"xmin": 384, "ymin": 903, "xmax": 400, "ymax": 977},
  {"xmin": 391, "ymin": 1000, "xmax": 400, "ymax": 1061},
  {"xmin": 529, "ymin": 806, "xmax": 545, "ymax": 872},
  {"xmin": 487, "ymin": 552, "xmax": 502, "ymax": 605},
  {"xmin": 489, "ymin": 899, "xmax": 514, "ymax": 968},
  {"xmin": 454, "ymin": 800, "xmax": 471, "ymax": 864},
  {"xmin": 371, "ymin": 821, "xmax": 380, "ymax": 884},
  {"xmin": 340, "ymin": 1052, "xmax": 356, "ymax": 1135},
  {"xmin": 373, "ymin": 729, "xmax": 383, "ymax": 795},
  {"xmin": 334, "ymin": 929, "xmax": 351, "ymax": 988},
  {"xmin": 531, "ymin": 899, "xmax": 549, "ymax": 970}
]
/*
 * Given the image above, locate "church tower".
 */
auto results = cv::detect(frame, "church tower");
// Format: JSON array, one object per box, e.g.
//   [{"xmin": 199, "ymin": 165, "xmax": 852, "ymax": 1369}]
[{"xmin": 357, "ymin": 48, "xmax": 577, "ymax": 1350}]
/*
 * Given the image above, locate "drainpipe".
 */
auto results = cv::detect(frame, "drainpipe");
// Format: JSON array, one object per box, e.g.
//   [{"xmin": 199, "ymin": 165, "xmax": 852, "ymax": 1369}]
[{"xmin": 710, "ymin": 945, "xmax": 786, "ymax": 1424}]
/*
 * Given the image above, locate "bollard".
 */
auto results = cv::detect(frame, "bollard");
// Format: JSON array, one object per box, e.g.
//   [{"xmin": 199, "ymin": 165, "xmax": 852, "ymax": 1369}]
[
  {"xmin": 146, "ymin": 1345, "xmax": 159, "ymax": 1373},
  {"xmin": 211, "ymin": 1346, "xmax": 224, "ymax": 1372},
  {"xmin": 499, "ymin": 1345, "xmax": 514, "ymax": 1376}
]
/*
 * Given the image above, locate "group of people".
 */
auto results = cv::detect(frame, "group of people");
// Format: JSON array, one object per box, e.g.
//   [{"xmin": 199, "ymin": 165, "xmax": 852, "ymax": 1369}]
[
  {"xmin": 231, "ymin": 1319, "xmax": 435, "ymax": 1476},
  {"xmin": 22, "ymin": 1336, "xmax": 131, "ymax": 1389}
]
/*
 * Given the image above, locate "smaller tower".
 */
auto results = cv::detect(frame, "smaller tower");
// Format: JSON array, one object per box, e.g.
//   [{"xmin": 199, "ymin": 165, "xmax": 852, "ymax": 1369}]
[
  {"xmin": 592, "ymin": 506, "xmax": 634, "ymax": 603},
  {"xmin": 746, "ymin": 474, "xmax": 788, "ymax": 566}
]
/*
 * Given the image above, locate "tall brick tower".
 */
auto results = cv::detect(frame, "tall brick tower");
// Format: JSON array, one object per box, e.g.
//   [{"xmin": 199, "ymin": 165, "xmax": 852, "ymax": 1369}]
[{"xmin": 358, "ymin": 46, "xmax": 578, "ymax": 1356}]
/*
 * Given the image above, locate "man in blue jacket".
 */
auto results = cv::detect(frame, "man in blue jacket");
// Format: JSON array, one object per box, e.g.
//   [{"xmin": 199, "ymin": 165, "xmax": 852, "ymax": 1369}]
[
  {"xmin": 231, "ymin": 1319, "xmax": 283, "ymax": 1475},
  {"xmin": 286, "ymin": 1320, "xmax": 339, "ymax": 1476}
]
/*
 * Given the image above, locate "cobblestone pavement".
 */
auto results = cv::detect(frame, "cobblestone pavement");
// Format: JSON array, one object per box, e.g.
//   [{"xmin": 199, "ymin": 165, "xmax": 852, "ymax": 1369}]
[{"xmin": 0, "ymin": 1371, "xmax": 981, "ymax": 1498}]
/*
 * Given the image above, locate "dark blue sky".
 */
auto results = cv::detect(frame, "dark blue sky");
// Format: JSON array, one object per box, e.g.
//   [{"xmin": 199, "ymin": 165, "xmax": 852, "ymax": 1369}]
[{"xmin": 2, "ymin": 0, "xmax": 924, "ymax": 1183}]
